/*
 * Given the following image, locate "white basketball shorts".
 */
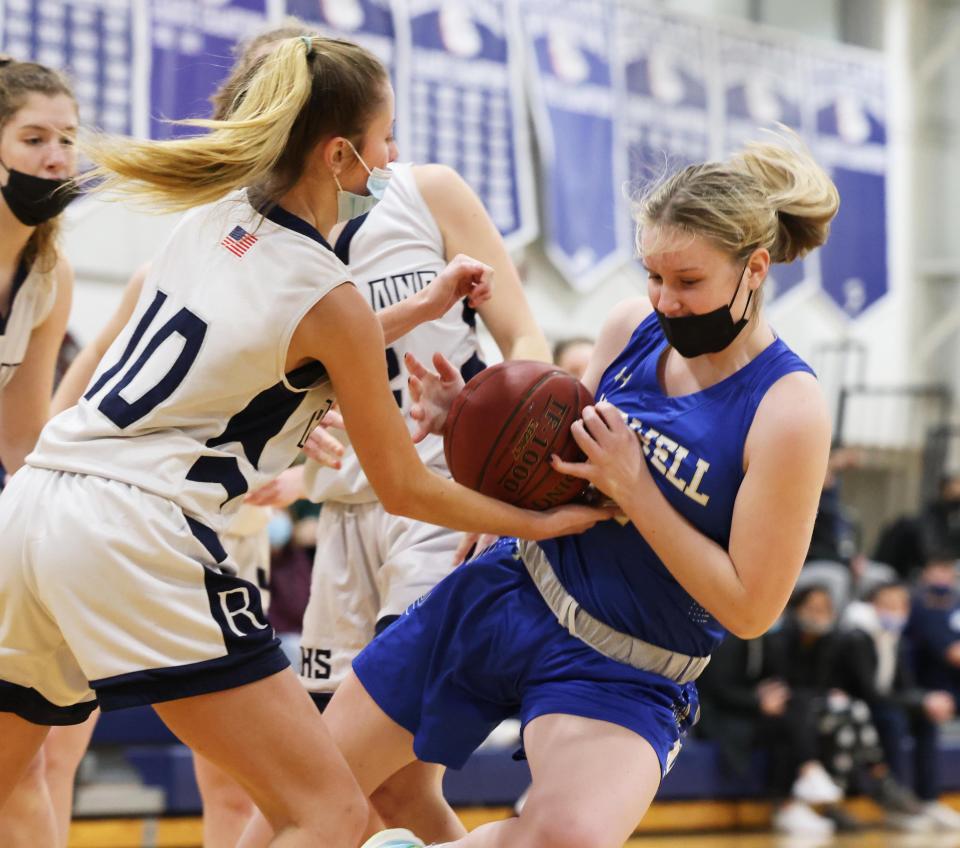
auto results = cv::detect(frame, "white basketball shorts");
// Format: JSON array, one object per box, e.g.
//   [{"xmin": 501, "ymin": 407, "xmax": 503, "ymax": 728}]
[
  {"xmin": 299, "ymin": 500, "xmax": 462, "ymax": 696},
  {"xmin": 0, "ymin": 467, "xmax": 287, "ymax": 724}
]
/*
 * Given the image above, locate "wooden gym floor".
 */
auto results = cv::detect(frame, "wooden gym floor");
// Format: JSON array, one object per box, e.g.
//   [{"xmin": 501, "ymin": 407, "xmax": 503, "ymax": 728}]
[{"xmin": 66, "ymin": 796, "xmax": 960, "ymax": 847}]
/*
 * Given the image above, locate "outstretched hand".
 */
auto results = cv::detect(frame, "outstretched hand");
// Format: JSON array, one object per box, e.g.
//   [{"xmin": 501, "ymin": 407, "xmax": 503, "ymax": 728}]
[{"xmin": 406, "ymin": 351, "xmax": 465, "ymax": 443}]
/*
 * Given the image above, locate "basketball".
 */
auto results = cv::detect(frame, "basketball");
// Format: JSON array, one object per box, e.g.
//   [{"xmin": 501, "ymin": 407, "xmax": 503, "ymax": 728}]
[{"xmin": 442, "ymin": 361, "xmax": 594, "ymax": 510}]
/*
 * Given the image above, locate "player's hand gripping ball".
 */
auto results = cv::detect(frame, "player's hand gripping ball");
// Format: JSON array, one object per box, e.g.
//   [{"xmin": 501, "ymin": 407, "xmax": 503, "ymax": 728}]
[{"xmin": 442, "ymin": 361, "xmax": 593, "ymax": 509}]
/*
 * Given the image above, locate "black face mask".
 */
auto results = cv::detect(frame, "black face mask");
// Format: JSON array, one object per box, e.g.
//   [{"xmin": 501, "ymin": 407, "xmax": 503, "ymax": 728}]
[
  {"xmin": 655, "ymin": 261, "xmax": 754, "ymax": 358},
  {"xmin": 0, "ymin": 163, "xmax": 78, "ymax": 226}
]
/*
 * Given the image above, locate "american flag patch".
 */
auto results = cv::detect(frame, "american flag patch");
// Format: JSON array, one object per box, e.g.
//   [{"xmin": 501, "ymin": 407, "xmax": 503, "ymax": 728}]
[{"xmin": 221, "ymin": 225, "xmax": 258, "ymax": 258}]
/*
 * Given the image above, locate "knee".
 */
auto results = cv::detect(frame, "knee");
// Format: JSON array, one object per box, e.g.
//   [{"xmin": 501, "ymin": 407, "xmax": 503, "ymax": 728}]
[
  {"xmin": 371, "ymin": 770, "xmax": 443, "ymax": 824},
  {"xmin": 297, "ymin": 779, "xmax": 368, "ymax": 841},
  {"xmin": 19, "ymin": 750, "xmax": 47, "ymax": 786},
  {"xmin": 517, "ymin": 810, "xmax": 620, "ymax": 848},
  {"xmin": 199, "ymin": 778, "xmax": 255, "ymax": 818}
]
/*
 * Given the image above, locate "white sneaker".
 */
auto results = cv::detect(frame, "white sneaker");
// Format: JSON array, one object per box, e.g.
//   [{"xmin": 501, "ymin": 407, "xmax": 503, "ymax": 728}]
[
  {"xmin": 885, "ymin": 811, "xmax": 937, "ymax": 832},
  {"xmin": 772, "ymin": 801, "xmax": 836, "ymax": 837},
  {"xmin": 360, "ymin": 829, "xmax": 427, "ymax": 848},
  {"xmin": 923, "ymin": 801, "xmax": 960, "ymax": 831},
  {"xmin": 513, "ymin": 785, "xmax": 530, "ymax": 816},
  {"xmin": 791, "ymin": 762, "xmax": 844, "ymax": 805}
]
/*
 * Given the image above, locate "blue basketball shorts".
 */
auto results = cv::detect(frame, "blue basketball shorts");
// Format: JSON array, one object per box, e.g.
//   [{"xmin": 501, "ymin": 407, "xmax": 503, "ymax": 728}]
[{"xmin": 352, "ymin": 537, "xmax": 700, "ymax": 776}]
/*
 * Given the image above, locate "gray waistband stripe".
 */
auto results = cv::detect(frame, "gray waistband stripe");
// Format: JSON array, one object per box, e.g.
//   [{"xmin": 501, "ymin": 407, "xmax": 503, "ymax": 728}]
[{"xmin": 518, "ymin": 540, "xmax": 710, "ymax": 685}]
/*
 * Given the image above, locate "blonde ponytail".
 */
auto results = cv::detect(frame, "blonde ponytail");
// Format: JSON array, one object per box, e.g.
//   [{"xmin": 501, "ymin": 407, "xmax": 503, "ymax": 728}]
[
  {"xmin": 638, "ymin": 127, "xmax": 839, "ymax": 266},
  {"xmin": 81, "ymin": 39, "xmax": 312, "ymax": 211},
  {"xmin": 80, "ymin": 36, "xmax": 387, "ymax": 212},
  {"xmin": 733, "ymin": 130, "xmax": 840, "ymax": 263}
]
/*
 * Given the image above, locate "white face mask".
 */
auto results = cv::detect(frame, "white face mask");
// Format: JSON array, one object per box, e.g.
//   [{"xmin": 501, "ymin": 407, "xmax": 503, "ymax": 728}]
[{"xmin": 333, "ymin": 139, "xmax": 392, "ymax": 223}]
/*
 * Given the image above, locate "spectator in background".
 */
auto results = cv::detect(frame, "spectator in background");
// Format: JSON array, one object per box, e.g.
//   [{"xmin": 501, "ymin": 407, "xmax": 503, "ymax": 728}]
[
  {"xmin": 799, "ymin": 446, "xmax": 896, "ymax": 608},
  {"xmin": 768, "ymin": 585, "xmax": 924, "ymax": 830},
  {"xmin": 904, "ymin": 556, "xmax": 960, "ymax": 829},
  {"xmin": 552, "ymin": 336, "xmax": 594, "ymax": 381},
  {"xmin": 873, "ymin": 473, "xmax": 960, "ymax": 583},
  {"xmin": 908, "ymin": 556, "xmax": 960, "ymax": 702},
  {"xmin": 697, "ymin": 619, "xmax": 843, "ymax": 837},
  {"xmin": 264, "ymin": 506, "xmax": 314, "ymax": 668},
  {"xmin": 837, "ymin": 582, "xmax": 959, "ymax": 830},
  {"xmin": 921, "ymin": 475, "xmax": 960, "ymax": 563}
]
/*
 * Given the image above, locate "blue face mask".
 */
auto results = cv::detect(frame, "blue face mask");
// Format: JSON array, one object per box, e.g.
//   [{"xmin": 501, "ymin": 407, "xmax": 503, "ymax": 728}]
[
  {"xmin": 334, "ymin": 140, "xmax": 391, "ymax": 223},
  {"xmin": 877, "ymin": 612, "xmax": 908, "ymax": 634},
  {"xmin": 267, "ymin": 510, "xmax": 293, "ymax": 549}
]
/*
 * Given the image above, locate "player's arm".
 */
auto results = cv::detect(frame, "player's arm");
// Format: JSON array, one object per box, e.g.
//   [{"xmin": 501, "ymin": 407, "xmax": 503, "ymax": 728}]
[
  {"xmin": 578, "ymin": 297, "xmax": 653, "ymax": 397},
  {"xmin": 50, "ymin": 263, "xmax": 148, "ymax": 415},
  {"xmin": 416, "ymin": 163, "xmax": 551, "ymax": 362},
  {"xmin": 554, "ymin": 372, "xmax": 831, "ymax": 639},
  {"xmin": 376, "ymin": 253, "xmax": 493, "ymax": 345},
  {"xmin": 0, "ymin": 257, "xmax": 73, "ymax": 473},
  {"xmin": 289, "ymin": 282, "xmax": 608, "ymax": 539}
]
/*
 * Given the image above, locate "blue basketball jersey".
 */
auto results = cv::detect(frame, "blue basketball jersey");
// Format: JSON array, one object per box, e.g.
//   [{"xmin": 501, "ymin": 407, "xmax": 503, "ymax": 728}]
[{"xmin": 538, "ymin": 311, "xmax": 816, "ymax": 657}]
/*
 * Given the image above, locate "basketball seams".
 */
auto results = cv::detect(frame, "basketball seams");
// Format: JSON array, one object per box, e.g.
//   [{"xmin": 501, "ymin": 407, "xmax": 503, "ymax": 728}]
[
  {"xmin": 473, "ymin": 370, "xmax": 560, "ymax": 491},
  {"xmin": 490, "ymin": 387, "xmax": 580, "ymax": 502},
  {"xmin": 443, "ymin": 361, "xmax": 591, "ymax": 509}
]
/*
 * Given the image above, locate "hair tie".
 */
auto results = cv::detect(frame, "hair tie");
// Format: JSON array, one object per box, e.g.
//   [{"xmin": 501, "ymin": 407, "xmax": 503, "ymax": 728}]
[{"xmin": 300, "ymin": 35, "xmax": 314, "ymax": 57}]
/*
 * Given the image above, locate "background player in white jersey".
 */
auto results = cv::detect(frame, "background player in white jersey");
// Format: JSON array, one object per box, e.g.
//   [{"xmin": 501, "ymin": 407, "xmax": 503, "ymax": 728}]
[
  {"xmin": 0, "ymin": 36, "xmax": 606, "ymax": 848},
  {"xmin": 245, "ymin": 147, "xmax": 551, "ymax": 847},
  {"xmin": 0, "ymin": 56, "xmax": 81, "ymax": 848}
]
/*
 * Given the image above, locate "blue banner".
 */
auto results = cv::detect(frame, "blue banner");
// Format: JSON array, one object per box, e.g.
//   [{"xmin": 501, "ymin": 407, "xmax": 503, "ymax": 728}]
[
  {"xmin": 286, "ymin": 0, "xmax": 396, "ymax": 71},
  {"xmin": 615, "ymin": 6, "xmax": 712, "ymax": 275},
  {"xmin": 807, "ymin": 49, "xmax": 887, "ymax": 317},
  {"xmin": 394, "ymin": 0, "xmax": 535, "ymax": 248},
  {"xmin": 2, "ymin": 1, "xmax": 888, "ymax": 309},
  {"xmin": 716, "ymin": 28, "xmax": 808, "ymax": 300},
  {"xmin": 148, "ymin": 0, "xmax": 268, "ymax": 138},
  {"xmin": 522, "ymin": 0, "xmax": 623, "ymax": 290},
  {"xmin": 1, "ymin": 0, "xmax": 136, "ymax": 134}
]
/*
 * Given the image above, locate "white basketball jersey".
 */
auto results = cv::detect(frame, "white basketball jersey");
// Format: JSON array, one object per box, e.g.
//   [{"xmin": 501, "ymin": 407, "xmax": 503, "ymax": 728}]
[
  {"xmin": 304, "ymin": 163, "xmax": 483, "ymax": 504},
  {"xmin": 30, "ymin": 190, "xmax": 344, "ymax": 534},
  {"xmin": 0, "ymin": 260, "xmax": 56, "ymax": 391}
]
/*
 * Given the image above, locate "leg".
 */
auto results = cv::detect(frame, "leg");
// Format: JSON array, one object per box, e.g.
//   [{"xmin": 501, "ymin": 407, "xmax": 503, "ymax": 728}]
[
  {"xmin": 194, "ymin": 753, "xmax": 257, "ymax": 848},
  {"xmin": 322, "ymin": 671, "xmax": 421, "ymax": 796},
  {"xmin": 0, "ymin": 714, "xmax": 54, "ymax": 848},
  {"xmin": 910, "ymin": 711, "xmax": 940, "ymax": 802},
  {"xmin": 239, "ymin": 672, "xmax": 416, "ymax": 848},
  {"xmin": 153, "ymin": 668, "xmax": 366, "ymax": 848},
  {"xmin": 371, "ymin": 761, "xmax": 466, "ymax": 843},
  {"xmin": 43, "ymin": 709, "xmax": 99, "ymax": 847},
  {"xmin": 438, "ymin": 714, "xmax": 661, "ymax": 848}
]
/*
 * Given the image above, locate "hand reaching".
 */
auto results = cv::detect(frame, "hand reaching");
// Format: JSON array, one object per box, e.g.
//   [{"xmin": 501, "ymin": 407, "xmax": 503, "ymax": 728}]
[
  {"xmin": 406, "ymin": 351, "xmax": 465, "ymax": 443},
  {"xmin": 245, "ymin": 466, "xmax": 306, "ymax": 508},
  {"xmin": 301, "ymin": 407, "xmax": 346, "ymax": 469},
  {"xmin": 423, "ymin": 253, "xmax": 494, "ymax": 319},
  {"xmin": 452, "ymin": 532, "xmax": 499, "ymax": 565}
]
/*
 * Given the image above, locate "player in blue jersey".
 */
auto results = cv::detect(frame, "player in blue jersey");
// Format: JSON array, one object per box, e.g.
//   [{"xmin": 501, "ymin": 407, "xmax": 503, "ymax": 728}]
[
  {"xmin": 327, "ymin": 134, "xmax": 839, "ymax": 848},
  {"xmin": 0, "ymin": 37, "xmax": 606, "ymax": 848}
]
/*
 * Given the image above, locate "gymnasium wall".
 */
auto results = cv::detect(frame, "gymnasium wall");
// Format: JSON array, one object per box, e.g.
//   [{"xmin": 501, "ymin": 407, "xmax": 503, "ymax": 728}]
[{"xmin": 2, "ymin": 0, "xmax": 928, "ymax": 453}]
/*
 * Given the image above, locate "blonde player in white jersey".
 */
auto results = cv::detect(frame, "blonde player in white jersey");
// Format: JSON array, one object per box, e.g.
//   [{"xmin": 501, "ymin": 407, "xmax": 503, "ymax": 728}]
[
  {"xmin": 46, "ymin": 262, "xmax": 274, "ymax": 848},
  {"xmin": 0, "ymin": 57, "xmax": 84, "ymax": 848},
  {"xmin": 245, "ymin": 158, "xmax": 549, "ymax": 844},
  {"xmin": 0, "ymin": 36, "xmax": 606, "ymax": 848}
]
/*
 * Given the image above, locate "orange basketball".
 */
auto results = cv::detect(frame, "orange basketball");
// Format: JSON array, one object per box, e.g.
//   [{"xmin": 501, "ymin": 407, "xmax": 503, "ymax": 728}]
[{"xmin": 442, "ymin": 361, "xmax": 593, "ymax": 510}]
